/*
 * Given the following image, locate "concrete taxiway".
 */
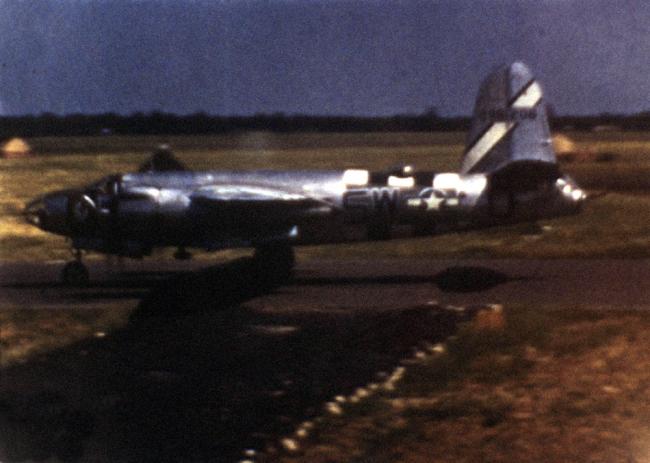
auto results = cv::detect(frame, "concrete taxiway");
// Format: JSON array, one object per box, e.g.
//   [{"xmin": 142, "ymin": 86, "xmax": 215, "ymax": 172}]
[{"xmin": 1, "ymin": 258, "xmax": 649, "ymax": 311}]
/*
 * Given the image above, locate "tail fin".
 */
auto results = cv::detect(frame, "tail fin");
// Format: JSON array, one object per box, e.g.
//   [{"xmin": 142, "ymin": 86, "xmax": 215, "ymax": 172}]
[{"xmin": 460, "ymin": 62, "xmax": 556, "ymax": 176}]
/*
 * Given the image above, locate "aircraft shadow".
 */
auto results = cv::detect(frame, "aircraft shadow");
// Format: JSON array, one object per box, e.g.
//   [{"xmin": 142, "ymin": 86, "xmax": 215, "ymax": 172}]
[
  {"xmin": 0, "ymin": 257, "xmax": 464, "ymax": 463},
  {"xmin": 432, "ymin": 266, "xmax": 531, "ymax": 293},
  {"xmin": 293, "ymin": 265, "xmax": 529, "ymax": 293},
  {"xmin": 1, "ymin": 261, "xmax": 525, "ymax": 311},
  {"xmin": 132, "ymin": 256, "xmax": 280, "ymax": 318},
  {"xmin": 2, "ymin": 271, "xmax": 184, "ymax": 291}
]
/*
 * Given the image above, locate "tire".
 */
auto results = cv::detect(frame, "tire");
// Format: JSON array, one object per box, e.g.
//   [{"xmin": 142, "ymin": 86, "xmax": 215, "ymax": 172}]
[{"xmin": 61, "ymin": 261, "xmax": 89, "ymax": 286}]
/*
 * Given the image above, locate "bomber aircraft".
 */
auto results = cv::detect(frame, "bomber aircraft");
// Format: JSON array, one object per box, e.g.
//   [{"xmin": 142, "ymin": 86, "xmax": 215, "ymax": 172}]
[{"xmin": 24, "ymin": 62, "xmax": 585, "ymax": 284}]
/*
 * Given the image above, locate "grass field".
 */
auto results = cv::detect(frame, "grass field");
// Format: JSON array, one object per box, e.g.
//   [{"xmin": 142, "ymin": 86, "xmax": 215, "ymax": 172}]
[
  {"xmin": 274, "ymin": 305, "xmax": 650, "ymax": 463},
  {"xmin": 2, "ymin": 130, "xmax": 650, "ymax": 261}
]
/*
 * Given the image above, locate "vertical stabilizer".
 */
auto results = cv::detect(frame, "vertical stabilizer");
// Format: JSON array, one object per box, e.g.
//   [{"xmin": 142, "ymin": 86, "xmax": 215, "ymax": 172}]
[{"xmin": 460, "ymin": 62, "xmax": 555, "ymax": 175}]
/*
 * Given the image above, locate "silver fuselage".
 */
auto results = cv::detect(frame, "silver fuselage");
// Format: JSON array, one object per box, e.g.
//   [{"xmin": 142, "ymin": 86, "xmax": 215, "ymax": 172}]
[{"xmin": 25, "ymin": 167, "xmax": 584, "ymax": 257}]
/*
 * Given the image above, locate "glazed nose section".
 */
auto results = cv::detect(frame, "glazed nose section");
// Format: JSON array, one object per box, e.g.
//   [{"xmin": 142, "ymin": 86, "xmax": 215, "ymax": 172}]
[{"xmin": 23, "ymin": 192, "xmax": 69, "ymax": 233}]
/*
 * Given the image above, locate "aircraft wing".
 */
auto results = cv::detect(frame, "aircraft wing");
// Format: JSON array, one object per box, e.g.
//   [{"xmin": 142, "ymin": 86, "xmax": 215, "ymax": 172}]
[{"xmin": 189, "ymin": 185, "xmax": 334, "ymax": 216}]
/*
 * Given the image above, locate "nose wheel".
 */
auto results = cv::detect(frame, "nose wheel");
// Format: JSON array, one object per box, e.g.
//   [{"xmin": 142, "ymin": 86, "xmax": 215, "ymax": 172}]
[{"xmin": 61, "ymin": 249, "xmax": 89, "ymax": 285}]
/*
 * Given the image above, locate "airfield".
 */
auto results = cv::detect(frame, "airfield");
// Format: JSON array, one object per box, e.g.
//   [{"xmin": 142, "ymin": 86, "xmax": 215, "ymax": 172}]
[{"xmin": 2, "ymin": 132, "xmax": 650, "ymax": 462}]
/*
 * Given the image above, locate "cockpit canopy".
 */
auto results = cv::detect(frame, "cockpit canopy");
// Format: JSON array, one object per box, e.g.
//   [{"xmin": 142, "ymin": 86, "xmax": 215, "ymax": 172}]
[{"xmin": 86, "ymin": 174, "xmax": 121, "ymax": 197}]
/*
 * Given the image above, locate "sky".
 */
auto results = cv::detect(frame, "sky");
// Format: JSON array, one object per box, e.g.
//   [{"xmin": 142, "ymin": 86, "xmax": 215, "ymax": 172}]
[{"xmin": 1, "ymin": 0, "xmax": 650, "ymax": 117}]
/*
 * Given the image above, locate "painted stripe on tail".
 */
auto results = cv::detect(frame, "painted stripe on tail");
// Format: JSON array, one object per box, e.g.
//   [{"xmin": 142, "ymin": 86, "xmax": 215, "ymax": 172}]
[
  {"xmin": 463, "ymin": 121, "xmax": 516, "ymax": 173},
  {"xmin": 460, "ymin": 62, "xmax": 555, "ymax": 175},
  {"xmin": 511, "ymin": 81, "xmax": 542, "ymax": 109}
]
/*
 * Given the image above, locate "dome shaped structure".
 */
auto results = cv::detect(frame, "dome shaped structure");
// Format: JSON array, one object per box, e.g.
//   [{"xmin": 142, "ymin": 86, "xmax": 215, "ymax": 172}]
[{"xmin": 2, "ymin": 138, "xmax": 31, "ymax": 158}]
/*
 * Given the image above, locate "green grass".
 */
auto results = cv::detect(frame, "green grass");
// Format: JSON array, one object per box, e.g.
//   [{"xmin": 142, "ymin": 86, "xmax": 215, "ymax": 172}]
[
  {"xmin": 399, "ymin": 306, "xmax": 551, "ymax": 395},
  {"xmin": 0, "ymin": 307, "xmax": 131, "ymax": 367},
  {"xmin": 283, "ymin": 304, "xmax": 644, "ymax": 463},
  {"xmin": 27, "ymin": 132, "xmax": 466, "ymax": 155}
]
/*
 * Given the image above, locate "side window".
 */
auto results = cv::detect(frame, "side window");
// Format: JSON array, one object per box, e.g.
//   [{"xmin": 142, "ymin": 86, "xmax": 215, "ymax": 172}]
[
  {"xmin": 90, "ymin": 176, "xmax": 121, "ymax": 210},
  {"xmin": 107, "ymin": 177, "xmax": 120, "ymax": 196}
]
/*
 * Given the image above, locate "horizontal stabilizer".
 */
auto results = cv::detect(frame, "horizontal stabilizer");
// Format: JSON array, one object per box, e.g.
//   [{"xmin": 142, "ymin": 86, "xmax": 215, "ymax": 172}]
[{"xmin": 461, "ymin": 62, "xmax": 555, "ymax": 175}]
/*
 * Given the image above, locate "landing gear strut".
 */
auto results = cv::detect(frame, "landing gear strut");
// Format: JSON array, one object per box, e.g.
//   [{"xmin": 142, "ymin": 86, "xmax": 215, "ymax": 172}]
[{"xmin": 61, "ymin": 248, "xmax": 89, "ymax": 285}]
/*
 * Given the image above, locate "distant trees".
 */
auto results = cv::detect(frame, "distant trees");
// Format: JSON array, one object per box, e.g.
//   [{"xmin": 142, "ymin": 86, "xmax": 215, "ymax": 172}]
[
  {"xmin": 2, "ymin": 110, "xmax": 650, "ymax": 138},
  {"xmin": 0, "ymin": 112, "xmax": 470, "ymax": 138}
]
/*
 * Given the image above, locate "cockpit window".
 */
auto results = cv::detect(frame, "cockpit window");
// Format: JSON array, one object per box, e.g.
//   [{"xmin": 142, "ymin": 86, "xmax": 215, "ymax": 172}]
[{"xmin": 88, "ymin": 175, "xmax": 120, "ymax": 196}]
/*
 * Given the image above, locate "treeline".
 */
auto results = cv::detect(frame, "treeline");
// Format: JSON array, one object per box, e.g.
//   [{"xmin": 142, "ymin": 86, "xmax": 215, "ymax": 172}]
[
  {"xmin": 0, "ymin": 113, "xmax": 464, "ymax": 138},
  {"xmin": 2, "ymin": 112, "xmax": 650, "ymax": 137}
]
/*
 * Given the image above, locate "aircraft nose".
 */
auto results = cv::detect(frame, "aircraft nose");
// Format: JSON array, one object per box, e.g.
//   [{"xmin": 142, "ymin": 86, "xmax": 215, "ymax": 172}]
[
  {"xmin": 23, "ymin": 192, "xmax": 69, "ymax": 232},
  {"xmin": 23, "ymin": 196, "xmax": 47, "ymax": 227}
]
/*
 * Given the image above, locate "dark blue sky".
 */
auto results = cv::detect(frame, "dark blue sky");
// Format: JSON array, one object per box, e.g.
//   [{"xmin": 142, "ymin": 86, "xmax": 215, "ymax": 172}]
[{"xmin": 1, "ymin": 0, "xmax": 649, "ymax": 116}]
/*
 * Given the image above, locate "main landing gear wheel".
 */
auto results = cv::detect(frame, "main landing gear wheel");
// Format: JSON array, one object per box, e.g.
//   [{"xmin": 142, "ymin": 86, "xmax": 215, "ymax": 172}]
[{"xmin": 61, "ymin": 260, "xmax": 89, "ymax": 286}]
